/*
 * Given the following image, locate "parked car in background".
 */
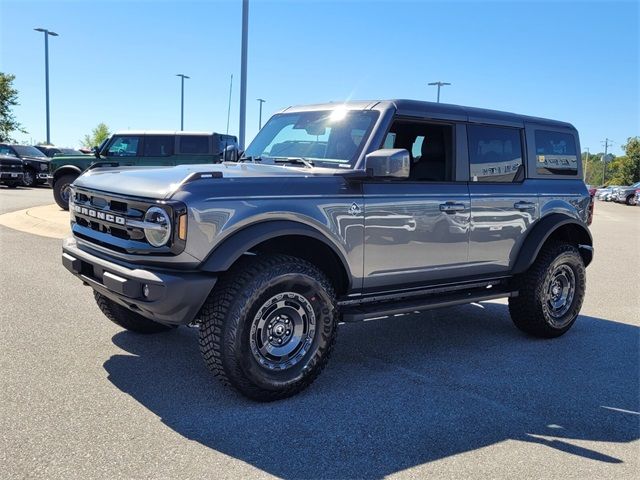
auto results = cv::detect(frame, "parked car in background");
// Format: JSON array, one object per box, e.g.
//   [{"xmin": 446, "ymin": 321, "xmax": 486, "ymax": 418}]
[
  {"xmin": 0, "ymin": 154, "xmax": 24, "ymax": 188},
  {"xmin": 49, "ymin": 131, "xmax": 239, "ymax": 209},
  {"xmin": 35, "ymin": 145, "xmax": 87, "ymax": 158},
  {"xmin": 0, "ymin": 144, "xmax": 50, "ymax": 187},
  {"xmin": 612, "ymin": 181, "xmax": 640, "ymax": 205},
  {"xmin": 596, "ymin": 187, "xmax": 611, "ymax": 200}
]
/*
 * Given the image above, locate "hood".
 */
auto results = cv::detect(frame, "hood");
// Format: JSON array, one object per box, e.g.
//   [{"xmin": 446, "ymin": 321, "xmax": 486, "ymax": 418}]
[
  {"xmin": 72, "ymin": 162, "xmax": 343, "ymax": 199},
  {"xmin": 21, "ymin": 155, "xmax": 50, "ymax": 163}
]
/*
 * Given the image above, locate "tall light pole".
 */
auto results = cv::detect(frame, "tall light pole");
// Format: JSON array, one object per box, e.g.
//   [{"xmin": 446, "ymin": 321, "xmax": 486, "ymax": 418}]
[
  {"xmin": 176, "ymin": 74, "xmax": 190, "ymax": 131},
  {"xmin": 428, "ymin": 81, "xmax": 451, "ymax": 103},
  {"xmin": 34, "ymin": 28, "xmax": 58, "ymax": 144},
  {"xmin": 239, "ymin": 0, "xmax": 249, "ymax": 149},
  {"xmin": 257, "ymin": 98, "xmax": 266, "ymax": 129}
]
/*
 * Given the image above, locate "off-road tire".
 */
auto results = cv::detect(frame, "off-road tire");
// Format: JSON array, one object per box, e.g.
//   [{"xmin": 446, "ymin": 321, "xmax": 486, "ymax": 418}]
[
  {"xmin": 6, "ymin": 183, "xmax": 19, "ymax": 189},
  {"xmin": 509, "ymin": 242, "xmax": 586, "ymax": 338},
  {"xmin": 22, "ymin": 168, "xmax": 36, "ymax": 188},
  {"xmin": 94, "ymin": 291, "xmax": 175, "ymax": 334},
  {"xmin": 53, "ymin": 173, "xmax": 77, "ymax": 210},
  {"xmin": 198, "ymin": 254, "xmax": 338, "ymax": 401}
]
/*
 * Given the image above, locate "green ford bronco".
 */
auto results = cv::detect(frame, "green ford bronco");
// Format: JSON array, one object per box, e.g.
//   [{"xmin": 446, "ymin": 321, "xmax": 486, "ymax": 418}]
[{"xmin": 49, "ymin": 131, "xmax": 238, "ymax": 209}]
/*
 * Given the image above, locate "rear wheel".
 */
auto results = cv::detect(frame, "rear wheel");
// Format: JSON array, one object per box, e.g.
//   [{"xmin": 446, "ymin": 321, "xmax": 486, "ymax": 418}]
[
  {"xmin": 94, "ymin": 292, "xmax": 175, "ymax": 334},
  {"xmin": 198, "ymin": 254, "xmax": 338, "ymax": 401},
  {"xmin": 53, "ymin": 173, "xmax": 78, "ymax": 210},
  {"xmin": 509, "ymin": 242, "xmax": 586, "ymax": 338}
]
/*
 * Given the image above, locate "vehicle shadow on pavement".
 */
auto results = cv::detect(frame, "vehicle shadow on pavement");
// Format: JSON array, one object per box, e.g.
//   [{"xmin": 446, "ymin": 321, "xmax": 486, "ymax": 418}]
[{"xmin": 104, "ymin": 302, "xmax": 639, "ymax": 479}]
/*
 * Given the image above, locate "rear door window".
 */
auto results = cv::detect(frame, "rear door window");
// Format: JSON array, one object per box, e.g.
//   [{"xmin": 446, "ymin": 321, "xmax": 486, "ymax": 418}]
[
  {"xmin": 143, "ymin": 136, "xmax": 174, "ymax": 157},
  {"xmin": 179, "ymin": 136, "xmax": 210, "ymax": 154},
  {"xmin": 534, "ymin": 130, "xmax": 578, "ymax": 175},
  {"xmin": 468, "ymin": 125, "xmax": 524, "ymax": 182}
]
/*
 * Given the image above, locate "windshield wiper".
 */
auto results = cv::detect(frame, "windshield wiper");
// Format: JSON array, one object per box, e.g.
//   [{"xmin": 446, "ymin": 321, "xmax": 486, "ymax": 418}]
[{"xmin": 273, "ymin": 157, "xmax": 314, "ymax": 168}]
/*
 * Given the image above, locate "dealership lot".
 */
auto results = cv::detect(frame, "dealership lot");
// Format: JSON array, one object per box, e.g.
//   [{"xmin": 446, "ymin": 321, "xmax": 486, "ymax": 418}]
[{"xmin": 1, "ymin": 189, "xmax": 638, "ymax": 479}]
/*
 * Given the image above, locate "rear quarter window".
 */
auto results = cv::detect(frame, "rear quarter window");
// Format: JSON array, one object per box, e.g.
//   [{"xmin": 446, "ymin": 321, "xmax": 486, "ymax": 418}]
[{"xmin": 535, "ymin": 130, "xmax": 578, "ymax": 176}]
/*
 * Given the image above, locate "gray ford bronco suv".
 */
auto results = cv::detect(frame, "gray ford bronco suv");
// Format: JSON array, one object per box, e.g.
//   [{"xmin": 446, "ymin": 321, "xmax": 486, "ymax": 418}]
[{"xmin": 62, "ymin": 100, "xmax": 594, "ymax": 401}]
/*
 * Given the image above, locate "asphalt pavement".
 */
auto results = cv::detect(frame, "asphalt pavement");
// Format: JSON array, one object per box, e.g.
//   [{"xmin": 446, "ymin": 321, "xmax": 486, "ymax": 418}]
[{"xmin": 1, "ymin": 191, "xmax": 638, "ymax": 480}]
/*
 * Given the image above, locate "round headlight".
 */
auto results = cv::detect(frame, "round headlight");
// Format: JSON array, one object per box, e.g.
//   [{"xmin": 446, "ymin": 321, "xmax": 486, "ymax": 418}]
[{"xmin": 144, "ymin": 206, "xmax": 172, "ymax": 247}]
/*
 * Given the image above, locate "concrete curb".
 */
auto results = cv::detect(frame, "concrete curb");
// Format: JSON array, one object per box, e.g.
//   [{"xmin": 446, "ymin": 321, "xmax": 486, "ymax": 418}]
[{"xmin": 0, "ymin": 204, "xmax": 69, "ymax": 239}]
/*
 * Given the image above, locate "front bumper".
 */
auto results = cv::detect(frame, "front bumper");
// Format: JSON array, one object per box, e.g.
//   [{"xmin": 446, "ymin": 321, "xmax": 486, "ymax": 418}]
[
  {"xmin": 62, "ymin": 237, "xmax": 217, "ymax": 325},
  {"xmin": 0, "ymin": 172, "xmax": 23, "ymax": 181},
  {"xmin": 38, "ymin": 173, "xmax": 51, "ymax": 180}
]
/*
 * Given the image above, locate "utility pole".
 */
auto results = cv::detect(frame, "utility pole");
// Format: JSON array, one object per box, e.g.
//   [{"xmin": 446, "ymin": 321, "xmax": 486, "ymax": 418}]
[
  {"xmin": 257, "ymin": 98, "xmax": 266, "ymax": 129},
  {"xmin": 34, "ymin": 28, "xmax": 58, "ymax": 144},
  {"xmin": 583, "ymin": 147, "xmax": 589, "ymax": 181},
  {"xmin": 428, "ymin": 81, "xmax": 451, "ymax": 103},
  {"xmin": 601, "ymin": 138, "xmax": 612, "ymax": 184},
  {"xmin": 239, "ymin": 0, "xmax": 249, "ymax": 149},
  {"xmin": 176, "ymin": 74, "xmax": 190, "ymax": 131}
]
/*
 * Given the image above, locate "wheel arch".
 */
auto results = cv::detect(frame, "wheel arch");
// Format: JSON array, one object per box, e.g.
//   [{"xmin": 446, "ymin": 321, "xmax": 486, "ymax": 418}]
[
  {"xmin": 53, "ymin": 165, "xmax": 82, "ymax": 183},
  {"xmin": 513, "ymin": 213, "xmax": 593, "ymax": 274},
  {"xmin": 200, "ymin": 220, "xmax": 352, "ymax": 294}
]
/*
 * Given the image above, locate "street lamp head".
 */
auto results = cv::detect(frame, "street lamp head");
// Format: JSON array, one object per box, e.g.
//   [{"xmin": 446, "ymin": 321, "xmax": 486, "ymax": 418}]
[
  {"xmin": 34, "ymin": 28, "xmax": 58, "ymax": 36},
  {"xmin": 176, "ymin": 74, "xmax": 190, "ymax": 79}
]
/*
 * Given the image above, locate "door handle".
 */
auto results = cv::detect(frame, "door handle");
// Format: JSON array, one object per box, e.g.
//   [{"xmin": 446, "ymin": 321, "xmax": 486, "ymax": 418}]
[
  {"xmin": 514, "ymin": 201, "xmax": 536, "ymax": 211},
  {"xmin": 439, "ymin": 203, "xmax": 466, "ymax": 213}
]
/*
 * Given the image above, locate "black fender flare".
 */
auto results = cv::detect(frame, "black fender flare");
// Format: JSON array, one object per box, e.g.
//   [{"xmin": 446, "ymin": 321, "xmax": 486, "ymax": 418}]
[
  {"xmin": 199, "ymin": 219, "xmax": 352, "ymax": 276},
  {"xmin": 512, "ymin": 213, "xmax": 593, "ymax": 274},
  {"xmin": 53, "ymin": 165, "xmax": 82, "ymax": 182}
]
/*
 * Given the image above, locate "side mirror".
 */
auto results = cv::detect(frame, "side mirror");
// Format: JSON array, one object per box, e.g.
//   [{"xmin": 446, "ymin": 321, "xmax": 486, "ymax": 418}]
[
  {"xmin": 92, "ymin": 146, "xmax": 100, "ymax": 158},
  {"xmin": 364, "ymin": 148, "xmax": 410, "ymax": 178}
]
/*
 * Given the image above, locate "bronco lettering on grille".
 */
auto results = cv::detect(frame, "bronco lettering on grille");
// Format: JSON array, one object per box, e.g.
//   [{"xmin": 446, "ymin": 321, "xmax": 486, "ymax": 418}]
[{"xmin": 73, "ymin": 205, "xmax": 126, "ymax": 225}]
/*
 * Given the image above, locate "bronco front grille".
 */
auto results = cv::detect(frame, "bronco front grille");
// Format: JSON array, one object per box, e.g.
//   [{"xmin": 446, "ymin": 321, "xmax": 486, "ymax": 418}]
[{"xmin": 71, "ymin": 187, "xmax": 186, "ymax": 255}]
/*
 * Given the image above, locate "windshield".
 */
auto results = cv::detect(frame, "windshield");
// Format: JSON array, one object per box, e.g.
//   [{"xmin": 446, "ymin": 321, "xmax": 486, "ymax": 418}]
[
  {"xmin": 13, "ymin": 145, "xmax": 48, "ymax": 158},
  {"xmin": 243, "ymin": 109, "xmax": 379, "ymax": 168}
]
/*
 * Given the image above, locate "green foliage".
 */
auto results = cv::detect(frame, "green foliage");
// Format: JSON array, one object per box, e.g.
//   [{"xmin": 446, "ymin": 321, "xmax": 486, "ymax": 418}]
[
  {"xmin": 0, "ymin": 72, "xmax": 27, "ymax": 142},
  {"xmin": 81, "ymin": 123, "xmax": 111, "ymax": 148},
  {"xmin": 583, "ymin": 152, "xmax": 607, "ymax": 186},
  {"xmin": 619, "ymin": 137, "xmax": 640, "ymax": 185}
]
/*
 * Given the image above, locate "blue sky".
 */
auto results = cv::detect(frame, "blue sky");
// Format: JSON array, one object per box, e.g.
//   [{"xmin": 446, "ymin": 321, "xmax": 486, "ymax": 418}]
[{"xmin": 1, "ymin": 0, "xmax": 638, "ymax": 155}]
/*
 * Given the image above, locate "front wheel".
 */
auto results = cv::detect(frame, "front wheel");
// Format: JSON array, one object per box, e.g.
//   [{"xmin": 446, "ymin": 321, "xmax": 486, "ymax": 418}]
[
  {"xmin": 509, "ymin": 242, "xmax": 586, "ymax": 338},
  {"xmin": 626, "ymin": 195, "xmax": 636, "ymax": 206},
  {"xmin": 22, "ymin": 168, "xmax": 36, "ymax": 187},
  {"xmin": 198, "ymin": 254, "xmax": 338, "ymax": 401},
  {"xmin": 53, "ymin": 173, "xmax": 78, "ymax": 210}
]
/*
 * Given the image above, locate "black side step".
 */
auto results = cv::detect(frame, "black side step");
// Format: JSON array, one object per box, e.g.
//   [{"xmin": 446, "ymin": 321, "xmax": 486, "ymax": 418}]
[{"xmin": 341, "ymin": 288, "xmax": 517, "ymax": 322}]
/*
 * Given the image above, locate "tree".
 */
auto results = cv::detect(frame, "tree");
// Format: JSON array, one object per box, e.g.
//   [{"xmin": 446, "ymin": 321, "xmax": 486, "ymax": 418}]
[
  {"xmin": 619, "ymin": 136, "xmax": 640, "ymax": 185},
  {"xmin": 81, "ymin": 123, "xmax": 111, "ymax": 148},
  {"xmin": 0, "ymin": 72, "xmax": 27, "ymax": 142}
]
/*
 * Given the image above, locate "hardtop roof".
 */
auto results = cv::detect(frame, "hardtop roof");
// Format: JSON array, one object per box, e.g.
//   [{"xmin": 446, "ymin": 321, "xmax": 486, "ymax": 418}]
[{"xmin": 279, "ymin": 99, "xmax": 575, "ymax": 130}]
